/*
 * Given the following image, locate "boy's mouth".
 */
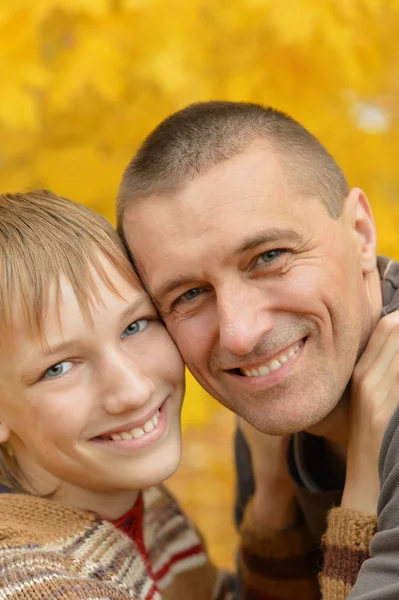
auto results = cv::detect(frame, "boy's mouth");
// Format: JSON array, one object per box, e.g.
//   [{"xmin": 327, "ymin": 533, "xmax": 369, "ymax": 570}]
[{"xmin": 93, "ymin": 406, "xmax": 162, "ymax": 442}]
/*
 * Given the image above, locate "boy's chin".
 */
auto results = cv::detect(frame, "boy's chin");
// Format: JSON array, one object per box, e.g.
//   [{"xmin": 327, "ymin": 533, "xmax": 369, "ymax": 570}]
[{"xmin": 133, "ymin": 449, "xmax": 182, "ymax": 489}]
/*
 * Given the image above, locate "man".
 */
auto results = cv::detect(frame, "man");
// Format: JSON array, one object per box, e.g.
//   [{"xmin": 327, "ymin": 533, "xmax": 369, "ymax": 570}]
[{"xmin": 116, "ymin": 101, "xmax": 399, "ymax": 598}]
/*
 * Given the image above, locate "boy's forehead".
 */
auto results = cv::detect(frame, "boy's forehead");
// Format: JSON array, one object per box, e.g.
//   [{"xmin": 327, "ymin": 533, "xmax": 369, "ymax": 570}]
[{"xmin": 5, "ymin": 274, "xmax": 138, "ymax": 339}]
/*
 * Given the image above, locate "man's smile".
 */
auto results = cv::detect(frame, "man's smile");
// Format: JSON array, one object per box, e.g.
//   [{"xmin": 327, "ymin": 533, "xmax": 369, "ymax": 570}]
[{"xmin": 237, "ymin": 338, "xmax": 306, "ymax": 377}]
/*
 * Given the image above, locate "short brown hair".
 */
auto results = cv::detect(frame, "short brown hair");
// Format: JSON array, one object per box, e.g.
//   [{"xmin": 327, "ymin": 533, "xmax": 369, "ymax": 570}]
[
  {"xmin": 0, "ymin": 189, "xmax": 138, "ymax": 490},
  {"xmin": 117, "ymin": 101, "xmax": 349, "ymax": 233}
]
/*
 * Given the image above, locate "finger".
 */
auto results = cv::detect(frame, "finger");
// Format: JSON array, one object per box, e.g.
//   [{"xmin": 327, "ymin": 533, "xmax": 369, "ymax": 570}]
[
  {"xmin": 380, "ymin": 353, "xmax": 399, "ymax": 418},
  {"xmin": 353, "ymin": 333, "xmax": 399, "ymax": 421},
  {"xmin": 354, "ymin": 310, "xmax": 399, "ymax": 379},
  {"xmin": 354, "ymin": 326, "xmax": 399, "ymax": 403}
]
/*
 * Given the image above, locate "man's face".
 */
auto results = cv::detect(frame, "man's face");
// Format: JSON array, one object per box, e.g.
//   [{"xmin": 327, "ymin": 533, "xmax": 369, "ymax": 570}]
[{"xmin": 124, "ymin": 145, "xmax": 376, "ymax": 435}]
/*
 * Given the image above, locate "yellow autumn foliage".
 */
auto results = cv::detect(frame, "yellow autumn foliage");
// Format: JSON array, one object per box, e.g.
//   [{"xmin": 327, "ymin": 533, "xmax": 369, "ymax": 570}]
[{"xmin": 1, "ymin": 0, "xmax": 399, "ymax": 427}]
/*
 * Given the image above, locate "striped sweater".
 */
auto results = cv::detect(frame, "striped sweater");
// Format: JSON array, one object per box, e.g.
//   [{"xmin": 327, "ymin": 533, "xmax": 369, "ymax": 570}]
[
  {"xmin": 0, "ymin": 482, "xmax": 376, "ymax": 599},
  {"xmin": 0, "ymin": 485, "xmax": 234, "ymax": 599}
]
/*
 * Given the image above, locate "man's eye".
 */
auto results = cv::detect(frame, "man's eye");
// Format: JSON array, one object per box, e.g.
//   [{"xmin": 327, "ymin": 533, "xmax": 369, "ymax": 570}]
[
  {"xmin": 44, "ymin": 361, "xmax": 73, "ymax": 379},
  {"xmin": 181, "ymin": 288, "xmax": 202, "ymax": 301},
  {"xmin": 255, "ymin": 250, "xmax": 283, "ymax": 266},
  {"xmin": 122, "ymin": 319, "xmax": 149, "ymax": 338}
]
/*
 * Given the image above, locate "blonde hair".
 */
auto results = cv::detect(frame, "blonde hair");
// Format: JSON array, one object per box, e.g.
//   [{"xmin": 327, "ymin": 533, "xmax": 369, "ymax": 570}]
[{"xmin": 0, "ymin": 189, "xmax": 138, "ymax": 490}]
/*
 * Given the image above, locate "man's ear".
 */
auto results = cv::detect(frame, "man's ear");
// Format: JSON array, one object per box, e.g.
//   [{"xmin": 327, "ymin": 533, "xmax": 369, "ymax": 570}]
[{"xmin": 343, "ymin": 187, "xmax": 377, "ymax": 274}]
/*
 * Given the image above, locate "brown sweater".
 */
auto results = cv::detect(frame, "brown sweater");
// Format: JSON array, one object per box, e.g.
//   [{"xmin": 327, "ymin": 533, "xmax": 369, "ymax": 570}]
[
  {"xmin": 240, "ymin": 501, "xmax": 377, "ymax": 600},
  {"xmin": 340, "ymin": 406, "xmax": 399, "ymax": 599}
]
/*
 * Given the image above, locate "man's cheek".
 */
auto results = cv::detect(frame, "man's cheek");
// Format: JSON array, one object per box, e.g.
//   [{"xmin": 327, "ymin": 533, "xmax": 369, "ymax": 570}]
[{"xmin": 164, "ymin": 318, "xmax": 181, "ymax": 344}]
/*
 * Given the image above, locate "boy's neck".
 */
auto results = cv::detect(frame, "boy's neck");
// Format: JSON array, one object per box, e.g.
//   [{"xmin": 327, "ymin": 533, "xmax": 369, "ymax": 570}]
[
  {"xmin": 15, "ymin": 451, "xmax": 139, "ymax": 519},
  {"xmin": 54, "ymin": 484, "xmax": 140, "ymax": 520}
]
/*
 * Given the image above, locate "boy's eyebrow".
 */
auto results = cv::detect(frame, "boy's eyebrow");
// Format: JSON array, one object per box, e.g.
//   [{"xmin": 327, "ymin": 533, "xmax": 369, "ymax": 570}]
[
  {"xmin": 41, "ymin": 296, "xmax": 148, "ymax": 357},
  {"xmin": 119, "ymin": 296, "xmax": 147, "ymax": 321}
]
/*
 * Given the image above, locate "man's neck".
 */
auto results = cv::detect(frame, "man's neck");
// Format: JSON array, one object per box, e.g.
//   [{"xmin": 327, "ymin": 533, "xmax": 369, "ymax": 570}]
[{"xmin": 306, "ymin": 386, "xmax": 350, "ymax": 461}]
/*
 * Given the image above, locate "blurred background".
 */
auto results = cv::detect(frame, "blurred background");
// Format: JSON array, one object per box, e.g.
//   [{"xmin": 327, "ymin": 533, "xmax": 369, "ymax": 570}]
[{"xmin": 1, "ymin": 0, "xmax": 399, "ymax": 569}]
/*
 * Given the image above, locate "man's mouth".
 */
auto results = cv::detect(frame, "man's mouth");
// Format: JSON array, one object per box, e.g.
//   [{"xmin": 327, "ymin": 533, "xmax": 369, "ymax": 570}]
[
  {"xmin": 94, "ymin": 408, "xmax": 161, "ymax": 442},
  {"xmin": 232, "ymin": 338, "xmax": 305, "ymax": 377}
]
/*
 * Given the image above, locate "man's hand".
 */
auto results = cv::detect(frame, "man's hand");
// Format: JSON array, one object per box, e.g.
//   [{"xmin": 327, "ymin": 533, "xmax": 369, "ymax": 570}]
[
  {"xmin": 238, "ymin": 418, "xmax": 298, "ymax": 531},
  {"xmin": 342, "ymin": 310, "xmax": 399, "ymax": 514}
]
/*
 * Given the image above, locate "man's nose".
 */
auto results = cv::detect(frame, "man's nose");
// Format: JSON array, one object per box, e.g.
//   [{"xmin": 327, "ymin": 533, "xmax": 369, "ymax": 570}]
[
  {"xmin": 101, "ymin": 354, "xmax": 155, "ymax": 415},
  {"xmin": 217, "ymin": 284, "xmax": 274, "ymax": 356}
]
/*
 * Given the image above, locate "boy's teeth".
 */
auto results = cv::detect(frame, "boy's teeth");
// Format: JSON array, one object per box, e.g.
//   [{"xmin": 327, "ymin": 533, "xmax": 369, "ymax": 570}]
[
  {"xmin": 103, "ymin": 408, "xmax": 162, "ymax": 441},
  {"xmin": 241, "ymin": 341, "xmax": 303, "ymax": 377},
  {"xmin": 131, "ymin": 428, "xmax": 145, "ymax": 439},
  {"xmin": 143, "ymin": 419, "xmax": 154, "ymax": 433}
]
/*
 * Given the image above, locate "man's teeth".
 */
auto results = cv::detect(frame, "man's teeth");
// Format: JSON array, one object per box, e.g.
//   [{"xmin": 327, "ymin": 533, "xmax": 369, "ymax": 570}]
[
  {"xmin": 103, "ymin": 410, "xmax": 160, "ymax": 441},
  {"xmin": 241, "ymin": 340, "xmax": 304, "ymax": 377}
]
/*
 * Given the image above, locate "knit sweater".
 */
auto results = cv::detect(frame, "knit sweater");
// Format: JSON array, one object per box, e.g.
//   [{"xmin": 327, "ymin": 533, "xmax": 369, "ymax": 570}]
[
  {"xmin": 338, "ymin": 406, "xmax": 399, "ymax": 599},
  {"xmin": 0, "ymin": 482, "xmax": 375, "ymax": 600},
  {"xmin": 240, "ymin": 501, "xmax": 377, "ymax": 600},
  {"xmin": 0, "ymin": 485, "xmax": 234, "ymax": 600}
]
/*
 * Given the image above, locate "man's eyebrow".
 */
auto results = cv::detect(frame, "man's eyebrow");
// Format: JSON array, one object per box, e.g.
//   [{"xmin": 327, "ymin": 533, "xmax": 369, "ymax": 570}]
[
  {"xmin": 41, "ymin": 297, "xmax": 147, "ymax": 357},
  {"xmin": 232, "ymin": 228, "xmax": 303, "ymax": 256},
  {"xmin": 152, "ymin": 228, "xmax": 303, "ymax": 302}
]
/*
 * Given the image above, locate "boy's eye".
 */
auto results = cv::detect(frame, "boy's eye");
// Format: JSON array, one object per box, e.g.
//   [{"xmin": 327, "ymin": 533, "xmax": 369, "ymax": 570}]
[
  {"xmin": 122, "ymin": 319, "xmax": 149, "ymax": 338},
  {"xmin": 44, "ymin": 361, "xmax": 73, "ymax": 379},
  {"xmin": 255, "ymin": 249, "xmax": 283, "ymax": 265}
]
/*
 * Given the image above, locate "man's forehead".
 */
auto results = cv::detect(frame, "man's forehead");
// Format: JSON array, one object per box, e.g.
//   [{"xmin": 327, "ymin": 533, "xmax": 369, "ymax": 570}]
[
  {"xmin": 127, "ymin": 186, "xmax": 311, "ymax": 265},
  {"xmin": 126, "ymin": 144, "xmax": 286, "ymax": 224}
]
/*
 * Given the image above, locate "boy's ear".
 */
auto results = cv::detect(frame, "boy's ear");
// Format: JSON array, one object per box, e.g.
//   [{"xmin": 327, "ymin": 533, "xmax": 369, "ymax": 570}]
[{"xmin": 343, "ymin": 187, "xmax": 377, "ymax": 274}]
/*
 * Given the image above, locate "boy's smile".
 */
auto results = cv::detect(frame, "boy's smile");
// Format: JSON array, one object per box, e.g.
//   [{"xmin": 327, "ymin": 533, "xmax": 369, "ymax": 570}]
[{"xmin": 91, "ymin": 401, "xmax": 167, "ymax": 449}]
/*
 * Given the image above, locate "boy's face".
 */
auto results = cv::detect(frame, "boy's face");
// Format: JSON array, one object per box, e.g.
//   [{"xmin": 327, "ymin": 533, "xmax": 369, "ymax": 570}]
[{"xmin": 0, "ymin": 257, "xmax": 184, "ymax": 511}]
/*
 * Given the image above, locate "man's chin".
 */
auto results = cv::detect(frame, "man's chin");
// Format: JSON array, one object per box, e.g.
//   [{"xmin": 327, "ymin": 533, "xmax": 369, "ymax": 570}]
[{"xmin": 237, "ymin": 399, "xmax": 341, "ymax": 437}]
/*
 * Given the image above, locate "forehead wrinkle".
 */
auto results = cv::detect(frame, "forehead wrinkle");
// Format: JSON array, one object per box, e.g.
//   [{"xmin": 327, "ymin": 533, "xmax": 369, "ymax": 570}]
[{"xmin": 143, "ymin": 177, "xmax": 296, "ymax": 254}]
